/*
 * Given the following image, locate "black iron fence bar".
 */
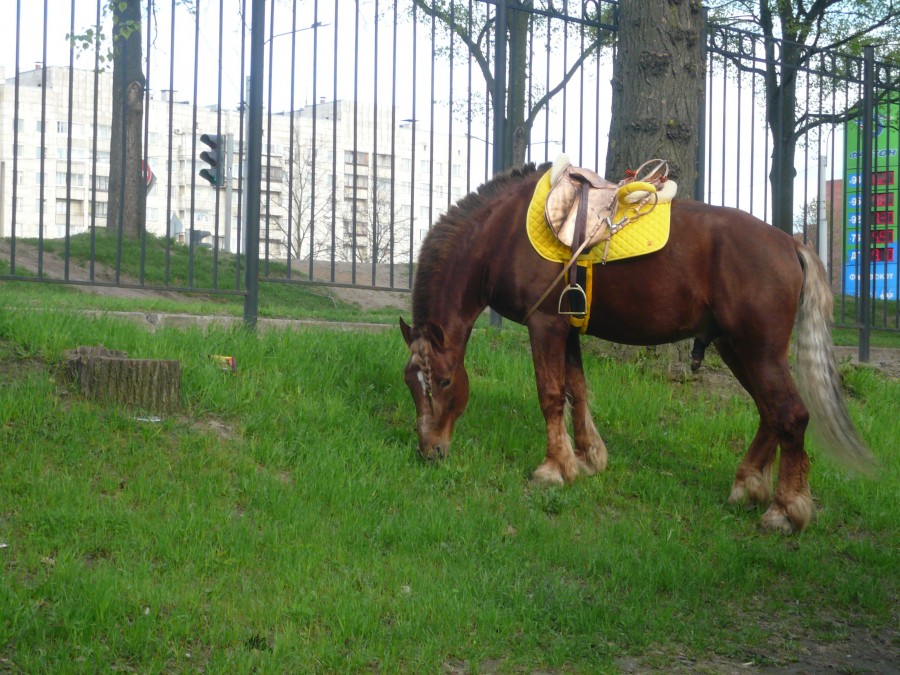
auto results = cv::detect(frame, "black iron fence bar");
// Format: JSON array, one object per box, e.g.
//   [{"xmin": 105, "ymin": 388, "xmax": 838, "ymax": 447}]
[
  {"xmin": 211, "ymin": 0, "xmax": 225, "ymax": 289},
  {"xmin": 694, "ymin": 7, "xmax": 707, "ymax": 201},
  {"xmin": 859, "ymin": 45, "xmax": 876, "ymax": 361},
  {"xmin": 236, "ymin": 0, "xmax": 248, "ymax": 291},
  {"xmin": 64, "ymin": 3, "xmax": 76, "ymax": 278},
  {"xmin": 139, "ymin": 0, "xmax": 151, "ymax": 286},
  {"xmin": 9, "ymin": 0, "xmax": 21, "ymax": 275},
  {"xmin": 285, "ymin": 0, "xmax": 297, "ymax": 281},
  {"xmin": 38, "ymin": 0, "xmax": 49, "ymax": 277},
  {"xmin": 243, "ymin": 0, "xmax": 266, "ymax": 327},
  {"xmin": 163, "ymin": 0, "xmax": 176, "ymax": 286},
  {"xmin": 89, "ymin": 0, "xmax": 101, "ymax": 281}
]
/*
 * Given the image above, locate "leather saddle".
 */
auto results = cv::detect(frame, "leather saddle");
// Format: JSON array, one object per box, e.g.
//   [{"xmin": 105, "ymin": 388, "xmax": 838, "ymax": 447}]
[
  {"xmin": 524, "ymin": 154, "xmax": 677, "ymax": 324},
  {"xmin": 544, "ymin": 154, "xmax": 676, "ymax": 252}
]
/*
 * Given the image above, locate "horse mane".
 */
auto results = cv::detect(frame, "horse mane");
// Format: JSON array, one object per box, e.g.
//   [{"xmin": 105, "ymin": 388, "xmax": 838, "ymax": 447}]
[{"xmin": 411, "ymin": 162, "xmax": 549, "ymax": 325}]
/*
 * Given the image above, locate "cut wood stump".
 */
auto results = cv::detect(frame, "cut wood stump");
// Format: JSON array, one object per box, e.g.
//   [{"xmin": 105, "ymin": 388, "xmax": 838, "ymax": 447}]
[{"xmin": 60, "ymin": 345, "xmax": 181, "ymax": 413}]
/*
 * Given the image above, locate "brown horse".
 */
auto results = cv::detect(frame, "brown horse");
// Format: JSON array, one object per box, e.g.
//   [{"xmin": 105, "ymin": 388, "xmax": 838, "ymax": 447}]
[{"xmin": 399, "ymin": 163, "xmax": 875, "ymax": 534}]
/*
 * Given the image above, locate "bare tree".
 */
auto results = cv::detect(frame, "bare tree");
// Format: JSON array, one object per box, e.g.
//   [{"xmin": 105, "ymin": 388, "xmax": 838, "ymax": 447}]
[
  {"xmin": 368, "ymin": 176, "xmax": 412, "ymax": 265},
  {"xmin": 705, "ymin": 0, "xmax": 900, "ymax": 233},
  {"xmin": 332, "ymin": 174, "xmax": 411, "ymax": 265},
  {"xmin": 278, "ymin": 132, "xmax": 335, "ymax": 263},
  {"xmin": 411, "ymin": 0, "xmax": 614, "ymax": 168}
]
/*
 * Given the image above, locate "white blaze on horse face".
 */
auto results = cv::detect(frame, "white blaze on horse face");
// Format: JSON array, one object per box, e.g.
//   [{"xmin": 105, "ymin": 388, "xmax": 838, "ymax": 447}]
[{"xmin": 416, "ymin": 370, "xmax": 428, "ymax": 397}]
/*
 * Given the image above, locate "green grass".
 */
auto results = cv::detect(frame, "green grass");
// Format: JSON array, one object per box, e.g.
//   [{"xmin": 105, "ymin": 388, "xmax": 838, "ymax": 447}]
[
  {"xmin": 0, "ymin": 309, "xmax": 896, "ymax": 672},
  {"xmin": 8, "ymin": 231, "xmax": 408, "ymax": 324}
]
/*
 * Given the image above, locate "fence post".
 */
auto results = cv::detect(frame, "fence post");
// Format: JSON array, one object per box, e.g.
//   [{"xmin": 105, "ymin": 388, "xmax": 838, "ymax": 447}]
[
  {"xmin": 695, "ymin": 8, "xmax": 708, "ymax": 201},
  {"xmin": 489, "ymin": 0, "xmax": 508, "ymax": 329},
  {"xmin": 858, "ymin": 45, "xmax": 875, "ymax": 363},
  {"xmin": 243, "ymin": 0, "xmax": 266, "ymax": 329}
]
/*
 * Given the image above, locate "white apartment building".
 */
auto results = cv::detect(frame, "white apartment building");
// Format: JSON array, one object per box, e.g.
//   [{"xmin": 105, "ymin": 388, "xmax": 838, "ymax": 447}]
[{"xmin": 0, "ymin": 65, "xmax": 479, "ymax": 264}]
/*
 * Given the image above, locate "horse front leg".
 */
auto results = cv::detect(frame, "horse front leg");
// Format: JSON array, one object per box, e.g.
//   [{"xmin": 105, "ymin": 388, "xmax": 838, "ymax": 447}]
[
  {"xmin": 528, "ymin": 318, "xmax": 579, "ymax": 485},
  {"xmin": 565, "ymin": 328, "xmax": 608, "ymax": 475}
]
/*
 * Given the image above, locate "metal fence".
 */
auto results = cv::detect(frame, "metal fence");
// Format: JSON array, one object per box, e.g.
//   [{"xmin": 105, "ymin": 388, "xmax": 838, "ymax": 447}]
[
  {"xmin": 703, "ymin": 23, "xmax": 900, "ymax": 344},
  {"xmin": 1, "ymin": 1, "xmax": 898, "ymax": 340}
]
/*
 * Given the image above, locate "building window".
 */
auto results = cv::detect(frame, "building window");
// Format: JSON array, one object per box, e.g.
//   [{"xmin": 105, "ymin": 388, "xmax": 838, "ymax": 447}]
[
  {"xmin": 344, "ymin": 150, "xmax": 369, "ymax": 166},
  {"xmin": 57, "ymin": 121, "xmax": 68, "ymax": 134},
  {"xmin": 401, "ymin": 158, "xmax": 412, "ymax": 171},
  {"xmin": 91, "ymin": 174, "xmax": 109, "ymax": 191},
  {"xmin": 147, "ymin": 207, "xmax": 158, "ymax": 221},
  {"xmin": 376, "ymin": 153, "xmax": 392, "ymax": 168},
  {"xmin": 90, "ymin": 201, "xmax": 108, "ymax": 217}
]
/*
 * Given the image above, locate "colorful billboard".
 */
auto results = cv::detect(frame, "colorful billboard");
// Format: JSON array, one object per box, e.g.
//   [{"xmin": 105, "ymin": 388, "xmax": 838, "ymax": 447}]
[{"xmin": 843, "ymin": 103, "xmax": 900, "ymax": 299}]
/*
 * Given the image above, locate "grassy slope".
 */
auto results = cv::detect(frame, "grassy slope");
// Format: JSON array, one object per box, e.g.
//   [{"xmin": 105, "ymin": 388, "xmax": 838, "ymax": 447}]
[
  {"xmin": 9, "ymin": 230, "xmax": 900, "ymax": 343},
  {"xmin": 0, "ymin": 309, "xmax": 896, "ymax": 672}
]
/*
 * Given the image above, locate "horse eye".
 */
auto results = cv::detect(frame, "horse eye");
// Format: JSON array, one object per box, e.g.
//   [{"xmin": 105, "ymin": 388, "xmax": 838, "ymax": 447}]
[{"xmin": 439, "ymin": 378, "xmax": 452, "ymax": 389}]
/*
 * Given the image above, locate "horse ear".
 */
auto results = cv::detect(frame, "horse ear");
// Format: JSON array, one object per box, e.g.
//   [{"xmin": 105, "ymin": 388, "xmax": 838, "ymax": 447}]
[
  {"xmin": 425, "ymin": 321, "xmax": 447, "ymax": 350},
  {"xmin": 399, "ymin": 317, "xmax": 413, "ymax": 346}
]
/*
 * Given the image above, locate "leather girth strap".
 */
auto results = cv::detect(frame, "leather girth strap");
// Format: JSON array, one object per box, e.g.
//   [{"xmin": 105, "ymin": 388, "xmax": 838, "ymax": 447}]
[{"xmin": 565, "ymin": 175, "xmax": 590, "ymax": 315}]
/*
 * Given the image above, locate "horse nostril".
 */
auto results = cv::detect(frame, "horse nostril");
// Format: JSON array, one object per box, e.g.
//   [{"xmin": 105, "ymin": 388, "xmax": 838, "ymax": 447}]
[{"xmin": 434, "ymin": 445, "xmax": 444, "ymax": 459}]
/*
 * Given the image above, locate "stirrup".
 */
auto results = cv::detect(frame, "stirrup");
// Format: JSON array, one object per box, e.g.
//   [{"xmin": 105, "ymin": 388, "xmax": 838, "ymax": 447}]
[{"xmin": 558, "ymin": 283, "xmax": 587, "ymax": 317}]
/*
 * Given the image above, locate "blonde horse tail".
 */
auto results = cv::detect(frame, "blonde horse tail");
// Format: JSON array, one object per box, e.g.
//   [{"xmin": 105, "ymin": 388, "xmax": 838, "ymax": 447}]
[{"xmin": 794, "ymin": 245, "xmax": 877, "ymax": 475}]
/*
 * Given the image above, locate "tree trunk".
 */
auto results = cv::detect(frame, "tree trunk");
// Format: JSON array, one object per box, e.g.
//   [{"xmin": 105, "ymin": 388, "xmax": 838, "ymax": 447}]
[
  {"xmin": 61, "ymin": 346, "xmax": 181, "ymax": 414},
  {"xmin": 506, "ymin": 5, "xmax": 531, "ymax": 167},
  {"xmin": 605, "ymin": 0, "xmax": 703, "ymax": 195},
  {"xmin": 767, "ymin": 43, "xmax": 800, "ymax": 234},
  {"xmin": 107, "ymin": 0, "xmax": 146, "ymax": 238}
]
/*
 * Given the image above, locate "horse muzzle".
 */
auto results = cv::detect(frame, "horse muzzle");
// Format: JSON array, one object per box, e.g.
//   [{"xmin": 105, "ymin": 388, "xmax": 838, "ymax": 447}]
[{"xmin": 418, "ymin": 438, "xmax": 449, "ymax": 461}]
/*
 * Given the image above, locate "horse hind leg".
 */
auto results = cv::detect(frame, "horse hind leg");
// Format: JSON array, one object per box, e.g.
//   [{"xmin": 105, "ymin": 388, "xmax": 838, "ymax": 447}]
[
  {"xmin": 717, "ymin": 339, "xmax": 813, "ymax": 533},
  {"xmin": 715, "ymin": 339, "xmax": 778, "ymax": 506},
  {"xmin": 564, "ymin": 328, "xmax": 608, "ymax": 475}
]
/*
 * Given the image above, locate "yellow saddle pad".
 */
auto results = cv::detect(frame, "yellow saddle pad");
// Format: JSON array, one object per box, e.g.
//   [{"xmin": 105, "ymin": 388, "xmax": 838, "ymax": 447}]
[{"xmin": 526, "ymin": 170, "xmax": 670, "ymax": 264}]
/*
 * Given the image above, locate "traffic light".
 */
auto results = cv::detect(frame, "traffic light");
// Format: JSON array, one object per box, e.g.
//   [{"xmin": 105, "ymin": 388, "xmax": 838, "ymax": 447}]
[{"xmin": 199, "ymin": 133, "xmax": 224, "ymax": 186}]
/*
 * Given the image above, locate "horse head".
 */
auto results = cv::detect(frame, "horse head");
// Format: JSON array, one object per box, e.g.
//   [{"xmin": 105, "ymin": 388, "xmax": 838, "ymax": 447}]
[{"xmin": 399, "ymin": 317, "xmax": 470, "ymax": 461}]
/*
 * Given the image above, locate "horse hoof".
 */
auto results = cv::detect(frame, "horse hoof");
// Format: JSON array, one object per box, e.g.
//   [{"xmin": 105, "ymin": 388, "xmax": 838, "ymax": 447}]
[
  {"xmin": 728, "ymin": 483, "xmax": 748, "ymax": 504},
  {"xmin": 759, "ymin": 505, "xmax": 796, "ymax": 534},
  {"xmin": 531, "ymin": 462, "xmax": 567, "ymax": 486},
  {"xmin": 729, "ymin": 472, "xmax": 772, "ymax": 506},
  {"xmin": 576, "ymin": 444, "xmax": 608, "ymax": 475}
]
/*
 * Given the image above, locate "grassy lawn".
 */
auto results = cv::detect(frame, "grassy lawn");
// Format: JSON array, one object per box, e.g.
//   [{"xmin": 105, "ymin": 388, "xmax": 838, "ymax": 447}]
[
  {"xmin": 0, "ymin": 306, "xmax": 897, "ymax": 672},
  {"xmin": 5, "ymin": 231, "xmax": 407, "ymax": 324}
]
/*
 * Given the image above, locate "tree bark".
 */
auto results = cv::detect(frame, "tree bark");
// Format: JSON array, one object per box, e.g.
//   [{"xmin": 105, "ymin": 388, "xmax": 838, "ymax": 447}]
[
  {"xmin": 605, "ymin": 0, "xmax": 703, "ymax": 195},
  {"xmin": 107, "ymin": 0, "xmax": 146, "ymax": 238},
  {"xmin": 61, "ymin": 346, "xmax": 181, "ymax": 414}
]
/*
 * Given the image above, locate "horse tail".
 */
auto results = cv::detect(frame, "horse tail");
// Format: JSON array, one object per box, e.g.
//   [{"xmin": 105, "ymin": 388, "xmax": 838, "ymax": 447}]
[{"xmin": 794, "ymin": 245, "xmax": 877, "ymax": 475}]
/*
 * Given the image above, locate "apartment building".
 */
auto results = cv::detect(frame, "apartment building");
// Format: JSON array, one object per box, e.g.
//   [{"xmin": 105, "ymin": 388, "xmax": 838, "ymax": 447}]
[{"xmin": 0, "ymin": 65, "xmax": 476, "ymax": 263}]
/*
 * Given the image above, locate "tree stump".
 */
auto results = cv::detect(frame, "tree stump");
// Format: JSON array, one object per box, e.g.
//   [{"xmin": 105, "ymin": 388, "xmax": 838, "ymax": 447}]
[{"xmin": 61, "ymin": 345, "xmax": 181, "ymax": 414}]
